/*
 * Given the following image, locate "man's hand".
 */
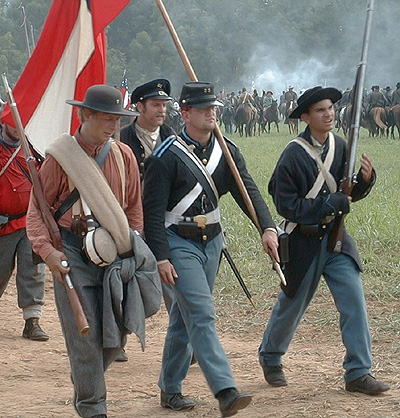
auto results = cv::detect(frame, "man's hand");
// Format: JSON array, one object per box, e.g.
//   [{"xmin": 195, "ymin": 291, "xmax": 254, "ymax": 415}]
[
  {"xmin": 158, "ymin": 261, "xmax": 178, "ymax": 285},
  {"xmin": 262, "ymin": 229, "xmax": 280, "ymax": 263},
  {"xmin": 45, "ymin": 250, "xmax": 69, "ymax": 282},
  {"xmin": 360, "ymin": 153, "xmax": 373, "ymax": 183}
]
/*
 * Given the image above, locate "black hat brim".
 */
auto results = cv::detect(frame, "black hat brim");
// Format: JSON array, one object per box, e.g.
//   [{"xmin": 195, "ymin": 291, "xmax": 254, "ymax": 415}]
[{"xmin": 289, "ymin": 87, "xmax": 342, "ymax": 119}]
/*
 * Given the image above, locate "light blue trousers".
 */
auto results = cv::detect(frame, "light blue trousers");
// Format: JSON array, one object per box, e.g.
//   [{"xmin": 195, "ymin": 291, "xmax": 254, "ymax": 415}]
[
  {"xmin": 0, "ymin": 228, "xmax": 45, "ymax": 319},
  {"xmin": 158, "ymin": 230, "xmax": 236, "ymax": 396},
  {"xmin": 259, "ymin": 236, "xmax": 372, "ymax": 382}
]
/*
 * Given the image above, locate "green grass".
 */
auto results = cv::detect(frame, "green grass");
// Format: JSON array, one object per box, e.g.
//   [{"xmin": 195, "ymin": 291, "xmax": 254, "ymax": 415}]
[{"xmin": 214, "ymin": 122, "xmax": 400, "ymax": 333}]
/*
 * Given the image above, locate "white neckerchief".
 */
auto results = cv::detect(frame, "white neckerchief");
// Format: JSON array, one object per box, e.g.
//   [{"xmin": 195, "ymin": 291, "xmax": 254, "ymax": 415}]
[{"xmin": 135, "ymin": 124, "xmax": 161, "ymax": 157}]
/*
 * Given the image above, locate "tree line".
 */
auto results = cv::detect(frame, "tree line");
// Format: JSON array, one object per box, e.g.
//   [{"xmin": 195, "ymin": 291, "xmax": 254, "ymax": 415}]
[{"xmin": 1, "ymin": 0, "xmax": 399, "ymax": 100}]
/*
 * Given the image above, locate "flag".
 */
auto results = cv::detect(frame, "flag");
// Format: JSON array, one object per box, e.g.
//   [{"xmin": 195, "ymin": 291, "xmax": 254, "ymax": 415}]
[
  {"xmin": 1, "ymin": 0, "xmax": 130, "ymax": 154},
  {"xmin": 119, "ymin": 69, "xmax": 130, "ymax": 109}
]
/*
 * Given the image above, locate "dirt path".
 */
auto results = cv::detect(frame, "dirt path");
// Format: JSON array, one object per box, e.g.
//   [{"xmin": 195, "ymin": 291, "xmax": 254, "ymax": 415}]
[{"xmin": 0, "ymin": 272, "xmax": 398, "ymax": 418}]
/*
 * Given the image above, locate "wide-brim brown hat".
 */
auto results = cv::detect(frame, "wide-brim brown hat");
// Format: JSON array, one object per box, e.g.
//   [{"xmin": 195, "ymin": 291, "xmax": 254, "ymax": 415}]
[
  {"xmin": 179, "ymin": 82, "xmax": 223, "ymax": 108},
  {"xmin": 289, "ymin": 86, "xmax": 342, "ymax": 119},
  {"xmin": 66, "ymin": 84, "xmax": 138, "ymax": 116}
]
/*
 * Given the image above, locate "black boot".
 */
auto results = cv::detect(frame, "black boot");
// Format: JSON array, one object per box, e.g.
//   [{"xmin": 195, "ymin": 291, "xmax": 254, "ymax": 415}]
[
  {"xmin": 216, "ymin": 388, "xmax": 252, "ymax": 417},
  {"xmin": 22, "ymin": 318, "xmax": 49, "ymax": 341}
]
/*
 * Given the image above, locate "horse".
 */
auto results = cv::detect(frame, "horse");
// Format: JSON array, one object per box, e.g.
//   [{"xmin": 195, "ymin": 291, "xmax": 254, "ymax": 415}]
[
  {"xmin": 368, "ymin": 107, "xmax": 387, "ymax": 137},
  {"xmin": 259, "ymin": 101, "xmax": 279, "ymax": 134},
  {"xmin": 391, "ymin": 104, "xmax": 400, "ymax": 139},
  {"xmin": 279, "ymin": 101, "xmax": 286, "ymax": 119},
  {"xmin": 234, "ymin": 103, "xmax": 257, "ymax": 137},
  {"xmin": 286, "ymin": 100, "xmax": 298, "ymax": 136}
]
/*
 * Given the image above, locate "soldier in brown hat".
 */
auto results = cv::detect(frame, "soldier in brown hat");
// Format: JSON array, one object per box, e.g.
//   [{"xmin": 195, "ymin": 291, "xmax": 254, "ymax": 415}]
[
  {"xmin": 259, "ymin": 86, "xmax": 390, "ymax": 396},
  {"xmin": 27, "ymin": 85, "xmax": 144, "ymax": 418}
]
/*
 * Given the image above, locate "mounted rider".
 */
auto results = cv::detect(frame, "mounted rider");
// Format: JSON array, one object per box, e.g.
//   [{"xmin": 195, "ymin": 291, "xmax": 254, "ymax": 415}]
[
  {"xmin": 391, "ymin": 82, "xmax": 400, "ymax": 107},
  {"xmin": 236, "ymin": 87, "xmax": 258, "ymax": 119},
  {"xmin": 262, "ymin": 91, "xmax": 274, "ymax": 110}
]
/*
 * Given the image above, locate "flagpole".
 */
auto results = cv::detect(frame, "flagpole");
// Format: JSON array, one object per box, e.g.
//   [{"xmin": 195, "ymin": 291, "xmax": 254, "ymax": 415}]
[{"xmin": 155, "ymin": 0, "xmax": 286, "ymax": 286}]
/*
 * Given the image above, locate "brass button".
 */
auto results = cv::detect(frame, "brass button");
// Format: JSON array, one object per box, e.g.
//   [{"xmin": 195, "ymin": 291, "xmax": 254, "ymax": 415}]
[
  {"xmin": 322, "ymin": 225, "xmax": 327, "ymax": 229},
  {"xmin": 202, "ymin": 194, "xmax": 207, "ymax": 199},
  {"xmin": 140, "ymin": 173, "xmax": 143, "ymax": 177},
  {"xmin": 202, "ymin": 158, "xmax": 208, "ymax": 165},
  {"xmin": 140, "ymin": 162, "xmax": 145, "ymax": 167},
  {"xmin": 322, "ymin": 189, "xmax": 327, "ymax": 194},
  {"xmin": 338, "ymin": 211, "xmax": 343, "ymax": 215},
  {"xmin": 141, "ymin": 153, "xmax": 145, "ymax": 158},
  {"xmin": 319, "ymin": 236, "xmax": 323, "ymax": 240},
  {"xmin": 202, "ymin": 148, "xmax": 207, "ymax": 153},
  {"xmin": 331, "ymin": 212, "xmax": 335, "ymax": 216},
  {"xmin": 202, "ymin": 235, "xmax": 208, "ymax": 241}
]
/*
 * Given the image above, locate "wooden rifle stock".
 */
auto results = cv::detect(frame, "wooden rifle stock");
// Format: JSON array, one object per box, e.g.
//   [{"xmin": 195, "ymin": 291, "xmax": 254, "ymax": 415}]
[
  {"xmin": 155, "ymin": 0, "xmax": 286, "ymax": 285},
  {"xmin": 2, "ymin": 73, "xmax": 89, "ymax": 336},
  {"xmin": 328, "ymin": 0, "xmax": 374, "ymax": 252}
]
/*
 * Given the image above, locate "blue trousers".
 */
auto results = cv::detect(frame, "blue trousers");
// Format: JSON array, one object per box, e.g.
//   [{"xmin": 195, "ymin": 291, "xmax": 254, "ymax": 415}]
[
  {"xmin": 259, "ymin": 236, "xmax": 372, "ymax": 382},
  {"xmin": 158, "ymin": 230, "xmax": 236, "ymax": 396},
  {"xmin": 0, "ymin": 228, "xmax": 45, "ymax": 319}
]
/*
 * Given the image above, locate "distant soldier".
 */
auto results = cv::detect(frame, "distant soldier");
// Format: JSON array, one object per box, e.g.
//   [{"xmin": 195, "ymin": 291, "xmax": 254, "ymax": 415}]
[
  {"xmin": 262, "ymin": 91, "xmax": 274, "ymax": 110},
  {"xmin": 391, "ymin": 82, "xmax": 400, "ymax": 107},
  {"xmin": 238, "ymin": 87, "xmax": 254, "ymax": 106},
  {"xmin": 366, "ymin": 85, "xmax": 387, "ymax": 114},
  {"xmin": 383, "ymin": 86, "xmax": 392, "ymax": 106},
  {"xmin": 284, "ymin": 86, "xmax": 298, "ymax": 103}
]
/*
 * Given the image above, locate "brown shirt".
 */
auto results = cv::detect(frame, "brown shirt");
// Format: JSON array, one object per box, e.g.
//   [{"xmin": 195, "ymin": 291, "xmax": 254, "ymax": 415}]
[{"xmin": 27, "ymin": 129, "xmax": 143, "ymax": 261}]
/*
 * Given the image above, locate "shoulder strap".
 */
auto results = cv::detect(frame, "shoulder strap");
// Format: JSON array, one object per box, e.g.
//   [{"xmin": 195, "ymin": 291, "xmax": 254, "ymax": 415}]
[
  {"xmin": 283, "ymin": 133, "xmax": 337, "ymax": 234},
  {"xmin": 169, "ymin": 140, "xmax": 218, "ymax": 207},
  {"xmin": 54, "ymin": 140, "xmax": 112, "ymax": 222},
  {"xmin": 0, "ymin": 141, "xmax": 31, "ymax": 182},
  {"xmin": 0, "ymin": 145, "xmax": 21, "ymax": 178}
]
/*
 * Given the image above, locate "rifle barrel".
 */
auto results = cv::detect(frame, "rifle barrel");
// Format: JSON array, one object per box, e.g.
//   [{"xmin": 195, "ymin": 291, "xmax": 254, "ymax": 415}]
[{"xmin": 2, "ymin": 73, "xmax": 90, "ymax": 336}]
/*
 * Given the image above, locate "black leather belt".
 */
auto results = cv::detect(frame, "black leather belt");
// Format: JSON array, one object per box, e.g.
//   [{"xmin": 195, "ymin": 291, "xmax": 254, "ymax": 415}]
[{"xmin": 170, "ymin": 223, "xmax": 221, "ymax": 243}]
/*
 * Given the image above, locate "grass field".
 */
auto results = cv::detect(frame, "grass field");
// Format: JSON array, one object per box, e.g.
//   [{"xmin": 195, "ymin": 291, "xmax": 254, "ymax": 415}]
[{"xmin": 214, "ymin": 122, "xmax": 400, "ymax": 338}]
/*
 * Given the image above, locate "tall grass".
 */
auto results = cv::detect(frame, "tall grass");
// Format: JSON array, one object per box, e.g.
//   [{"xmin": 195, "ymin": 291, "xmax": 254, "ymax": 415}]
[{"xmin": 215, "ymin": 123, "xmax": 400, "ymax": 332}]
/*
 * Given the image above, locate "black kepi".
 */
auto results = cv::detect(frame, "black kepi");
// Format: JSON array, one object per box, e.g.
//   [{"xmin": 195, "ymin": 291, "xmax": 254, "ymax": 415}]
[
  {"xmin": 179, "ymin": 82, "xmax": 223, "ymax": 108},
  {"xmin": 131, "ymin": 79, "xmax": 172, "ymax": 103}
]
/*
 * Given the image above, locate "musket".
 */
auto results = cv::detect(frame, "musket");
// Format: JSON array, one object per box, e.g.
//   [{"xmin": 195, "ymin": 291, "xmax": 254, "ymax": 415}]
[
  {"xmin": 2, "ymin": 73, "xmax": 90, "ymax": 336},
  {"xmin": 328, "ymin": 0, "xmax": 374, "ymax": 252},
  {"xmin": 155, "ymin": 0, "xmax": 286, "ymax": 286}
]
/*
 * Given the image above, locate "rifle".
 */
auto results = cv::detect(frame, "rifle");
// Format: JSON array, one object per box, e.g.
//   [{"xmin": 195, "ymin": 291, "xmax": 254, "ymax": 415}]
[
  {"xmin": 155, "ymin": 0, "xmax": 286, "ymax": 287},
  {"xmin": 2, "ymin": 73, "xmax": 90, "ymax": 336},
  {"xmin": 328, "ymin": 0, "xmax": 374, "ymax": 252}
]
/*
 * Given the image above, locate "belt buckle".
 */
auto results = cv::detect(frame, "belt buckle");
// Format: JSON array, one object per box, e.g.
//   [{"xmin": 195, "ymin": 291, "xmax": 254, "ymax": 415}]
[{"xmin": 193, "ymin": 214, "xmax": 207, "ymax": 229}]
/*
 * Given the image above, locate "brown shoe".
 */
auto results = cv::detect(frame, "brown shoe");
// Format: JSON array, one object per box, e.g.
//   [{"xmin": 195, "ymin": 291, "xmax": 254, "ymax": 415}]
[
  {"xmin": 261, "ymin": 364, "xmax": 288, "ymax": 387},
  {"xmin": 345, "ymin": 374, "xmax": 390, "ymax": 395},
  {"xmin": 22, "ymin": 318, "xmax": 49, "ymax": 341},
  {"xmin": 216, "ymin": 388, "xmax": 252, "ymax": 417}
]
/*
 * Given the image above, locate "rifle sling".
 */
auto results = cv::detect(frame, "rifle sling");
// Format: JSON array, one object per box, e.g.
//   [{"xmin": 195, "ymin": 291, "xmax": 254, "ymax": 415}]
[
  {"xmin": 0, "ymin": 141, "xmax": 32, "ymax": 183},
  {"xmin": 54, "ymin": 140, "xmax": 112, "ymax": 222}
]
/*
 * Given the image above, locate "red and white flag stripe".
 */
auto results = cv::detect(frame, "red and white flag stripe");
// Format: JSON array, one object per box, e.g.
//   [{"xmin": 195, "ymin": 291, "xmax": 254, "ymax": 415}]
[{"xmin": 2, "ymin": 0, "xmax": 130, "ymax": 154}]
